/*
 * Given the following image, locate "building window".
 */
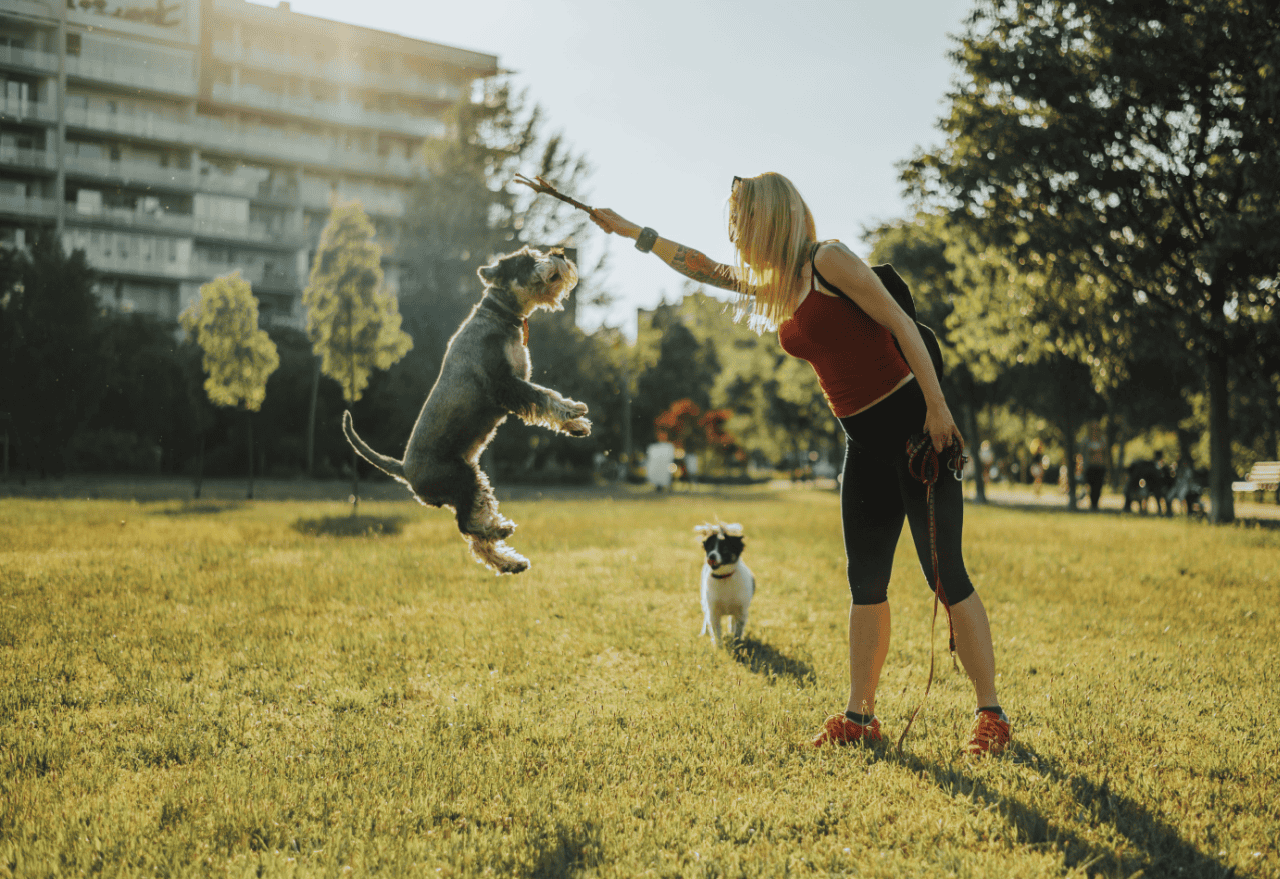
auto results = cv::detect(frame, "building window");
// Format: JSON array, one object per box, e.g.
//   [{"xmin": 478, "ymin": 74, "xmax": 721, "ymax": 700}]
[{"xmin": 75, "ymin": 189, "xmax": 103, "ymax": 215}]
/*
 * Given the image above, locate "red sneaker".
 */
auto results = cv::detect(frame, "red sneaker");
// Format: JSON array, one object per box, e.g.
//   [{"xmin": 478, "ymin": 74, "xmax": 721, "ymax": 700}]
[
  {"xmin": 965, "ymin": 709, "xmax": 1011, "ymax": 756},
  {"xmin": 811, "ymin": 714, "xmax": 882, "ymax": 747}
]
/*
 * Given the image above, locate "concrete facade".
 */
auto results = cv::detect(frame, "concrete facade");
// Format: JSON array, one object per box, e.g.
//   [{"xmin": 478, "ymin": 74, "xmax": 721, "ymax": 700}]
[{"xmin": 0, "ymin": 0, "xmax": 496, "ymax": 325}]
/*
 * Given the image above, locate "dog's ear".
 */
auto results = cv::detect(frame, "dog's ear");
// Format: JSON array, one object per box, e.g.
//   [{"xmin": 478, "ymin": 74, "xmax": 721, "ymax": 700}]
[{"xmin": 693, "ymin": 524, "xmax": 715, "ymax": 541}]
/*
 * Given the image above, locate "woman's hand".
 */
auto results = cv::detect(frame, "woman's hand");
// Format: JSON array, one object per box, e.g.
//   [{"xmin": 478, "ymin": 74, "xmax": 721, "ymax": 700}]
[
  {"xmin": 590, "ymin": 208, "xmax": 642, "ymax": 240},
  {"xmin": 923, "ymin": 402, "xmax": 964, "ymax": 454}
]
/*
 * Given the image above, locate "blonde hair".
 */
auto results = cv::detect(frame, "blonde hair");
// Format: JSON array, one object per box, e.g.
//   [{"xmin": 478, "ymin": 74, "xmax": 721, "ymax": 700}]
[{"xmin": 728, "ymin": 172, "xmax": 817, "ymax": 329}]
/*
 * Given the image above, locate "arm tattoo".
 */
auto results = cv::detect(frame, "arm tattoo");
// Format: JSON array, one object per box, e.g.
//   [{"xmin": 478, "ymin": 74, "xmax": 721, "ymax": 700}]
[{"xmin": 669, "ymin": 245, "xmax": 742, "ymax": 293}]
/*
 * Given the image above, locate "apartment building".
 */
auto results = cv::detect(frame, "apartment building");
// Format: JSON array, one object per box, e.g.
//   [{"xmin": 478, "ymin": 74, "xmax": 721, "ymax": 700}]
[{"xmin": 0, "ymin": 0, "xmax": 496, "ymax": 324}]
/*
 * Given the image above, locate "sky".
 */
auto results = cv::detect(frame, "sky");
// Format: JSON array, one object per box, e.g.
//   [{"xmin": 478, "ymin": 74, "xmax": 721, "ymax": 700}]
[{"xmin": 287, "ymin": 0, "xmax": 975, "ymax": 335}]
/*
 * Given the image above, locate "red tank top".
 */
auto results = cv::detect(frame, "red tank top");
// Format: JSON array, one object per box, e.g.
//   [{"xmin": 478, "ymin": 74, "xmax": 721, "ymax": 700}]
[{"xmin": 777, "ymin": 245, "xmax": 912, "ymax": 418}]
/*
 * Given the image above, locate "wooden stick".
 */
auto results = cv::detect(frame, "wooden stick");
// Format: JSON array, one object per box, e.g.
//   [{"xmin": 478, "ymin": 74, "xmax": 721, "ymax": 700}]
[{"xmin": 513, "ymin": 174, "xmax": 600, "ymax": 218}]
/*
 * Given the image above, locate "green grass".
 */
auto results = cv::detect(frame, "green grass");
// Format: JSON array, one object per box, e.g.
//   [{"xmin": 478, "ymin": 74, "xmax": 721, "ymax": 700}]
[{"xmin": 1, "ymin": 489, "xmax": 1277, "ymax": 878}]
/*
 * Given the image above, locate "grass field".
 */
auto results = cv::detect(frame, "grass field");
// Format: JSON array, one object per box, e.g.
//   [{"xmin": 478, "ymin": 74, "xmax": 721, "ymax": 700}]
[{"xmin": 1, "ymin": 487, "xmax": 1277, "ymax": 878}]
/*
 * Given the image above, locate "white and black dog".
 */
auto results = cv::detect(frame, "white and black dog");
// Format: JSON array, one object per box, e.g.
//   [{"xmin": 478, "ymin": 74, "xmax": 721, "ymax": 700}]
[
  {"xmin": 343, "ymin": 246, "xmax": 590, "ymax": 575},
  {"xmin": 695, "ymin": 522, "xmax": 755, "ymax": 646}
]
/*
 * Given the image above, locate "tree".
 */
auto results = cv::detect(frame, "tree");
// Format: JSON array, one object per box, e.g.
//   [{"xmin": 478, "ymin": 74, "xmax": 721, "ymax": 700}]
[
  {"xmin": 303, "ymin": 201, "xmax": 412, "ymax": 509},
  {"xmin": 632, "ymin": 305, "xmax": 721, "ymax": 452},
  {"xmin": 905, "ymin": 0, "xmax": 1280, "ymax": 521},
  {"xmin": 86, "ymin": 312, "xmax": 192, "ymax": 475},
  {"xmin": 865, "ymin": 213, "xmax": 1003, "ymax": 502},
  {"xmin": 943, "ymin": 238, "xmax": 1112, "ymax": 507},
  {"xmin": 0, "ymin": 237, "xmax": 106, "ymax": 477},
  {"xmin": 179, "ymin": 272, "xmax": 280, "ymax": 499},
  {"xmin": 640, "ymin": 287, "xmax": 841, "ymax": 476}
]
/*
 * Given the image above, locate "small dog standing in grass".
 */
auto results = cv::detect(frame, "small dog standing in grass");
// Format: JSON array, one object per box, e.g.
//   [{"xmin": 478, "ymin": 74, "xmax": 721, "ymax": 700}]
[
  {"xmin": 695, "ymin": 522, "xmax": 755, "ymax": 646},
  {"xmin": 343, "ymin": 246, "xmax": 590, "ymax": 575}
]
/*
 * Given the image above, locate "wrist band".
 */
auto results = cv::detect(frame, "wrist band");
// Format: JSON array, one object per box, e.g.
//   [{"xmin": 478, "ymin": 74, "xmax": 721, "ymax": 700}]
[{"xmin": 634, "ymin": 227, "xmax": 658, "ymax": 253}]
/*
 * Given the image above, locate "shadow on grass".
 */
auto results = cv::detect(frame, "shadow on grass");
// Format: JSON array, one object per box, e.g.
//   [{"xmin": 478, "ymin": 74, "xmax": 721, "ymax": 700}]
[
  {"xmin": 892, "ymin": 744, "xmax": 1229, "ymax": 878},
  {"xmin": 980, "ymin": 496, "xmax": 1280, "ymax": 530},
  {"xmin": 154, "ymin": 501, "xmax": 244, "ymax": 516},
  {"xmin": 730, "ymin": 636, "xmax": 816, "ymax": 686},
  {"xmin": 524, "ymin": 820, "xmax": 602, "ymax": 879},
  {"xmin": 1234, "ymin": 516, "xmax": 1280, "ymax": 531},
  {"xmin": 293, "ymin": 515, "xmax": 404, "ymax": 537}
]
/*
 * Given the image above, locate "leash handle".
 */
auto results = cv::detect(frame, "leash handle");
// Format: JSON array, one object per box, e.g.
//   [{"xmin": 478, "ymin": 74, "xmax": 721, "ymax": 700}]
[{"xmin": 897, "ymin": 433, "xmax": 967, "ymax": 753}]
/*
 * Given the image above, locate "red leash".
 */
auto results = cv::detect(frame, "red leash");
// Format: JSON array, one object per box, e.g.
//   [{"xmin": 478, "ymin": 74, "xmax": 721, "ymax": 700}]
[{"xmin": 896, "ymin": 433, "xmax": 967, "ymax": 753}]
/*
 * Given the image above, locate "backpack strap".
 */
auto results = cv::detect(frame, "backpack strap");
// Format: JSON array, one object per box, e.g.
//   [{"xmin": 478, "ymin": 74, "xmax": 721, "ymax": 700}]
[
  {"xmin": 810, "ymin": 240, "xmax": 848, "ymax": 299},
  {"xmin": 808, "ymin": 241, "xmax": 943, "ymax": 376}
]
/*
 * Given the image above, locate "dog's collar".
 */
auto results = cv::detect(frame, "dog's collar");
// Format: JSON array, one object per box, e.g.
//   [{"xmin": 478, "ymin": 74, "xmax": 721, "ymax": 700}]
[
  {"xmin": 710, "ymin": 566, "xmax": 736, "ymax": 579},
  {"xmin": 480, "ymin": 296, "xmax": 529, "ymax": 345}
]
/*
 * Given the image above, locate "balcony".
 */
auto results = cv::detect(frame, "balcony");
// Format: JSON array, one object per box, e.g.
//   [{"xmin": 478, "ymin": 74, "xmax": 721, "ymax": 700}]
[
  {"xmin": 190, "ymin": 259, "xmax": 298, "ymax": 290},
  {"xmin": 210, "ymin": 82, "xmax": 447, "ymax": 139},
  {"xmin": 63, "ymin": 105, "xmax": 192, "ymax": 144},
  {"xmin": 77, "ymin": 248, "xmax": 192, "ymax": 279},
  {"xmin": 299, "ymin": 178, "xmax": 405, "ymax": 217},
  {"xmin": 210, "ymin": 40, "xmax": 462, "ymax": 102},
  {"xmin": 0, "ymin": 193, "xmax": 58, "ymax": 218},
  {"xmin": 0, "ymin": 145, "xmax": 56, "ymax": 172},
  {"xmin": 191, "ymin": 214, "xmax": 305, "ymax": 245},
  {"xmin": 69, "ymin": 205, "xmax": 195, "ymax": 235},
  {"xmin": 194, "ymin": 116, "xmax": 421, "ymax": 179},
  {"xmin": 0, "ymin": 97, "xmax": 58, "ymax": 125},
  {"xmin": 66, "ymin": 54, "xmax": 198, "ymax": 98},
  {"xmin": 65, "ymin": 154, "xmax": 198, "ymax": 191},
  {"xmin": 0, "ymin": 44, "xmax": 58, "ymax": 75}
]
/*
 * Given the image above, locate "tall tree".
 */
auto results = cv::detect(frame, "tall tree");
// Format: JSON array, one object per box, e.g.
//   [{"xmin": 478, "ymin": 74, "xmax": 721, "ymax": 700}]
[
  {"xmin": 905, "ymin": 0, "xmax": 1280, "ymax": 521},
  {"xmin": 303, "ymin": 201, "xmax": 412, "ymax": 510},
  {"xmin": 941, "ymin": 238, "xmax": 1109, "ymax": 507},
  {"xmin": 179, "ymin": 272, "xmax": 279, "ymax": 499},
  {"xmin": 0, "ymin": 237, "xmax": 105, "ymax": 476}
]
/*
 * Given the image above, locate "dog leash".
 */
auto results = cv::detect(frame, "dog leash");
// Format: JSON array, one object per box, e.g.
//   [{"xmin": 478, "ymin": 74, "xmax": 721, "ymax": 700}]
[{"xmin": 896, "ymin": 433, "xmax": 967, "ymax": 754}]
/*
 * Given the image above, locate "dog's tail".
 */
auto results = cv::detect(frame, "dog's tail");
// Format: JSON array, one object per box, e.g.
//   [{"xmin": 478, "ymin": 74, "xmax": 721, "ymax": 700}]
[{"xmin": 342, "ymin": 410, "xmax": 408, "ymax": 484}]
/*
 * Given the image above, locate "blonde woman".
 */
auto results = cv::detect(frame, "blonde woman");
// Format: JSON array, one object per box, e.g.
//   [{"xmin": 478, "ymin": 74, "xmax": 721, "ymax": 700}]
[{"xmin": 591, "ymin": 173, "xmax": 1010, "ymax": 755}]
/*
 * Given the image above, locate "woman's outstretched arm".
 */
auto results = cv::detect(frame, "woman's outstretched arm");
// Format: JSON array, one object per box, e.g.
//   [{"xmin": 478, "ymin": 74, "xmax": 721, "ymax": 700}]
[{"xmin": 592, "ymin": 208, "xmax": 743, "ymax": 293}]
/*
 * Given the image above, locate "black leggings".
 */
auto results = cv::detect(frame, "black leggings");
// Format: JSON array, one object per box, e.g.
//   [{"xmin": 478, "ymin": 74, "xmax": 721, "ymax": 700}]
[{"xmin": 839, "ymin": 379, "xmax": 975, "ymax": 606}]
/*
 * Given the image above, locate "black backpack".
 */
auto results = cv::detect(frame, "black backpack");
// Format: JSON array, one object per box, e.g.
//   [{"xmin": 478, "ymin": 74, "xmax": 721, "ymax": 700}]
[{"xmin": 811, "ymin": 247, "xmax": 945, "ymax": 377}]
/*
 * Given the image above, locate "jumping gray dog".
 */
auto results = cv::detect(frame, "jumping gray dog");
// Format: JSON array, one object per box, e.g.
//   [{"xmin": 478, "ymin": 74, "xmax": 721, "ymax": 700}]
[{"xmin": 342, "ymin": 246, "xmax": 590, "ymax": 574}]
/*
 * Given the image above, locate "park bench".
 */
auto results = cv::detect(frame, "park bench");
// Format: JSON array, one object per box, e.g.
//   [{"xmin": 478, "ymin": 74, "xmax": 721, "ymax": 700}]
[{"xmin": 1232, "ymin": 461, "xmax": 1280, "ymax": 503}]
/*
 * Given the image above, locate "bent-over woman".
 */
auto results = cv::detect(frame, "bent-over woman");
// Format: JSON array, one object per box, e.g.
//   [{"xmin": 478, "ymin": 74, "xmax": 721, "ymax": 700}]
[{"xmin": 591, "ymin": 172, "xmax": 1011, "ymax": 755}]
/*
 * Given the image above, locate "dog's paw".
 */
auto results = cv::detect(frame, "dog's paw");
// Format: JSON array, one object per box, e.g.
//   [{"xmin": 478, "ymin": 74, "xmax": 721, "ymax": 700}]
[
  {"xmin": 563, "ymin": 417, "xmax": 592, "ymax": 437},
  {"xmin": 497, "ymin": 556, "xmax": 529, "ymax": 575},
  {"xmin": 566, "ymin": 399, "xmax": 589, "ymax": 417},
  {"xmin": 469, "ymin": 538, "xmax": 530, "ymax": 575}
]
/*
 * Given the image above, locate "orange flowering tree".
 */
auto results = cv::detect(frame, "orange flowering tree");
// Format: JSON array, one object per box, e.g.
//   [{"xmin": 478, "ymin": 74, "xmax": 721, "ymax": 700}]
[{"xmin": 655, "ymin": 399, "xmax": 739, "ymax": 473}]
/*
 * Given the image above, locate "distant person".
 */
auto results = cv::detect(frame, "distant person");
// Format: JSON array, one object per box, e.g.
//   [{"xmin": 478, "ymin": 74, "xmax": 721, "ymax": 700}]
[
  {"xmin": 591, "ymin": 172, "xmax": 1010, "ymax": 755},
  {"xmin": 1083, "ymin": 425, "xmax": 1107, "ymax": 510},
  {"xmin": 1030, "ymin": 440, "xmax": 1045, "ymax": 495},
  {"xmin": 1168, "ymin": 457, "xmax": 1204, "ymax": 516}
]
